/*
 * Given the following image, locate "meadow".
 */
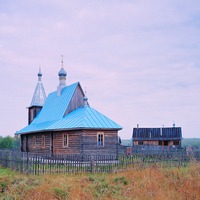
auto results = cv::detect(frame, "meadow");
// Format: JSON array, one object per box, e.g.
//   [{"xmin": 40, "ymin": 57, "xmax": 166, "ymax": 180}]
[{"xmin": 0, "ymin": 163, "xmax": 199, "ymax": 200}]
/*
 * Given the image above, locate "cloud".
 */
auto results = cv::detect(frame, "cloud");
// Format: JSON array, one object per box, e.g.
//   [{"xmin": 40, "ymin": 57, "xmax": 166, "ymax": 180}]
[{"xmin": 0, "ymin": 0, "xmax": 200, "ymax": 138}]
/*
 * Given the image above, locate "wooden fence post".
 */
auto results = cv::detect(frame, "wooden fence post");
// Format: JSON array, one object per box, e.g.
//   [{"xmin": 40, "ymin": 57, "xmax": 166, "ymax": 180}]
[
  {"xmin": 20, "ymin": 152, "xmax": 23, "ymax": 173},
  {"xmin": 91, "ymin": 159, "xmax": 95, "ymax": 174}
]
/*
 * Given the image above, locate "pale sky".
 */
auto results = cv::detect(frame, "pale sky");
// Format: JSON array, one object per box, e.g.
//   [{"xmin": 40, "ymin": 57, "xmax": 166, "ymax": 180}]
[{"xmin": 0, "ymin": 0, "xmax": 200, "ymax": 139}]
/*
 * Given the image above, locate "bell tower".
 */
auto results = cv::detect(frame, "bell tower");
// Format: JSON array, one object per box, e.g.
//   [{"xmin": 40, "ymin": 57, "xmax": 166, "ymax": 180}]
[{"xmin": 28, "ymin": 68, "xmax": 46, "ymax": 124}]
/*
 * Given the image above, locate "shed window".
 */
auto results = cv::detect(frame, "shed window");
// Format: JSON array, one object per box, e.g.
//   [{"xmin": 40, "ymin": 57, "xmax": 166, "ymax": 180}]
[
  {"xmin": 97, "ymin": 133, "xmax": 104, "ymax": 146},
  {"xmin": 63, "ymin": 134, "xmax": 68, "ymax": 147},
  {"xmin": 138, "ymin": 141, "xmax": 143, "ymax": 145},
  {"xmin": 41, "ymin": 135, "xmax": 45, "ymax": 148},
  {"xmin": 33, "ymin": 136, "xmax": 36, "ymax": 148},
  {"xmin": 173, "ymin": 141, "xmax": 179, "ymax": 145}
]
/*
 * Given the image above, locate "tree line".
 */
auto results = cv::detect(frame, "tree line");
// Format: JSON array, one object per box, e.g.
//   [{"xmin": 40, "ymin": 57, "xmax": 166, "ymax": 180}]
[{"xmin": 0, "ymin": 136, "xmax": 20, "ymax": 149}]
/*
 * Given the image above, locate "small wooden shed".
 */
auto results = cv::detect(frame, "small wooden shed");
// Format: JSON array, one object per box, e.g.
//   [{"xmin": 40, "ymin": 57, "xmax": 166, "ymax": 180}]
[{"xmin": 132, "ymin": 126, "xmax": 182, "ymax": 148}]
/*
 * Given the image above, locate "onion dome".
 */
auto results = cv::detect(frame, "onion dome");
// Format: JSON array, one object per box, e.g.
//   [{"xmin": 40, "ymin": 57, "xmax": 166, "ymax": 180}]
[
  {"xmin": 83, "ymin": 96, "xmax": 89, "ymax": 107},
  {"xmin": 38, "ymin": 68, "xmax": 42, "ymax": 77},
  {"xmin": 58, "ymin": 67, "xmax": 67, "ymax": 77}
]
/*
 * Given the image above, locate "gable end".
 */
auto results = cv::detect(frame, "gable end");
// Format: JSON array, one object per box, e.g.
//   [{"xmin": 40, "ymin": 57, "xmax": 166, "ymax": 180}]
[{"xmin": 64, "ymin": 83, "xmax": 85, "ymax": 116}]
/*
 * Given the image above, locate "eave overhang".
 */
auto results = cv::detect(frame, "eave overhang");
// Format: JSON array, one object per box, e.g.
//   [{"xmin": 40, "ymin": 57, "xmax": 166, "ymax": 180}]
[{"xmin": 16, "ymin": 127, "xmax": 122, "ymax": 135}]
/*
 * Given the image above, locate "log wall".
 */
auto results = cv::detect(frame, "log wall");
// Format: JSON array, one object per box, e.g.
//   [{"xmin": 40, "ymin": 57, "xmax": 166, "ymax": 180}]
[
  {"xmin": 21, "ymin": 129, "xmax": 119, "ymax": 157},
  {"xmin": 28, "ymin": 106, "xmax": 42, "ymax": 124},
  {"xmin": 133, "ymin": 140, "xmax": 181, "ymax": 147},
  {"xmin": 21, "ymin": 133, "xmax": 51, "ymax": 154},
  {"xmin": 81, "ymin": 130, "xmax": 118, "ymax": 156},
  {"xmin": 53, "ymin": 131, "xmax": 82, "ymax": 155}
]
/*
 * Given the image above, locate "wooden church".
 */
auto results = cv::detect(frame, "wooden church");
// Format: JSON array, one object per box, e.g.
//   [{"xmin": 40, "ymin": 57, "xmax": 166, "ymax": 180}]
[{"xmin": 16, "ymin": 67, "xmax": 122, "ymax": 157}]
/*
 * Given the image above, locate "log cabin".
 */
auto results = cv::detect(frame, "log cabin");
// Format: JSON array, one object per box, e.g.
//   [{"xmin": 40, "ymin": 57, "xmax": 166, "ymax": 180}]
[
  {"xmin": 16, "ymin": 67, "xmax": 122, "ymax": 157},
  {"xmin": 132, "ymin": 125, "xmax": 182, "ymax": 148}
]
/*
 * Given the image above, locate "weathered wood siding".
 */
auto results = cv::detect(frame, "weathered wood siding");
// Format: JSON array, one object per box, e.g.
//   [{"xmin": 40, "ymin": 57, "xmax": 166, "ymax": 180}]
[
  {"xmin": 81, "ymin": 130, "xmax": 118, "ymax": 156},
  {"xmin": 53, "ymin": 131, "xmax": 82, "ymax": 155},
  {"xmin": 21, "ymin": 135, "xmax": 27, "ymax": 152},
  {"xmin": 133, "ymin": 141, "xmax": 159, "ymax": 145},
  {"xmin": 64, "ymin": 84, "xmax": 84, "ymax": 116},
  {"xmin": 144, "ymin": 141, "xmax": 158, "ymax": 145},
  {"xmin": 21, "ymin": 133, "xmax": 51, "ymax": 154},
  {"xmin": 28, "ymin": 106, "xmax": 42, "ymax": 124},
  {"xmin": 133, "ymin": 140, "xmax": 181, "ymax": 146},
  {"xmin": 21, "ymin": 129, "xmax": 119, "ymax": 157}
]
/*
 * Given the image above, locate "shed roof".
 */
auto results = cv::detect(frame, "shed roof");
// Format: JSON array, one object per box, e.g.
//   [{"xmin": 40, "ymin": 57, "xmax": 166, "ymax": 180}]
[{"xmin": 132, "ymin": 127, "xmax": 182, "ymax": 141}]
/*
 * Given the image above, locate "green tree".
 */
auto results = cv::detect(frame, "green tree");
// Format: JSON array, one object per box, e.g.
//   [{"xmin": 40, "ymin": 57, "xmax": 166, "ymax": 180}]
[
  {"xmin": 13, "ymin": 135, "xmax": 21, "ymax": 150},
  {"xmin": 0, "ymin": 136, "xmax": 14, "ymax": 149}
]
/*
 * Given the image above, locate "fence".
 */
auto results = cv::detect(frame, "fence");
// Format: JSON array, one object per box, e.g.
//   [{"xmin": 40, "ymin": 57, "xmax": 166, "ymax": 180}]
[
  {"xmin": 132, "ymin": 145, "xmax": 183, "ymax": 153},
  {"xmin": 0, "ymin": 150, "xmax": 199, "ymax": 175}
]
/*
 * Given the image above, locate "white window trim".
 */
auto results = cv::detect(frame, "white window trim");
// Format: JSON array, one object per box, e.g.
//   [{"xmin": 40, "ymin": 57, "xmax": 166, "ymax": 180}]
[
  {"xmin": 97, "ymin": 132, "xmax": 104, "ymax": 147},
  {"xmin": 63, "ymin": 134, "xmax": 68, "ymax": 147}
]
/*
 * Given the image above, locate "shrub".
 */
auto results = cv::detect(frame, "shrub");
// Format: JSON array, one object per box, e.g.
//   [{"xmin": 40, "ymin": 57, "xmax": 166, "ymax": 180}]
[
  {"xmin": 54, "ymin": 188, "xmax": 68, "ymax": 200},
  {"xmin": 114, "ymin": 176, "xmax": 128, "ymax": 185},
  {"xmin": 0, "ymin": 181, "xmax": 8, "ymax": 193}
]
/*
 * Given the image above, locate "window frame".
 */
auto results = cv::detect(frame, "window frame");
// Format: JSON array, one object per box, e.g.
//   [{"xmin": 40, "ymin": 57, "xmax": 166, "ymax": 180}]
[
  {"xmin": 173, "ymin": 140, "xmax": 179, "ymax": 146},
  {"xmin": 63, "ymin": 134, "xmax": 68, "ymax": 147},
  {"xmin": 97, "ymin": 132, "xmax": 104, "ymax": 147},
  {"xmin": 33, "ymin": 136, "xmax": 36, "ymax": 148},
  {"xmin": 41, "ymin": 135, "xmax": 45, "ymax": 148},
  {"xmin": 138, "ymin": 141, "xmax": 143, "ymax": 145},
  {"xmin": 30, "ymin": 109, "xmax": 34, "ymax": 122}
]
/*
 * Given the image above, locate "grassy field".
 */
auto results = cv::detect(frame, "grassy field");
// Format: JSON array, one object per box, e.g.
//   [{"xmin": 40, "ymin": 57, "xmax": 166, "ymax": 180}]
[{"xmin": 0, "ymin": 163, "xmax": 199, "ymax": 200}]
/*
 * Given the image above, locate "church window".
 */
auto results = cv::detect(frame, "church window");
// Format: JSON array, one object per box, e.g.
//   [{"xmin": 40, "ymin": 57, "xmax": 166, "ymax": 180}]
[
  {"xmin": 63, "ymin": 134, "xmax": 68, "ymax": 147},
  {"xmin": 33, "ymin": 136, "xmax": 36, "ymax": 148},
  {"xmin": 97, "ymin": 133, "xmax": 104, "ymax": 146},
  {"xmin": 41, "ymin": 135, "xmax": 45, "ymax": 148}
]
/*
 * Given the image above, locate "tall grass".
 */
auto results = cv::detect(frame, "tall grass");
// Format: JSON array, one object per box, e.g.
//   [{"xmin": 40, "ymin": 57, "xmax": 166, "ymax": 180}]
[{"xmin": 0, "ymin": 163, "xmax": 199, "ymax": 199}]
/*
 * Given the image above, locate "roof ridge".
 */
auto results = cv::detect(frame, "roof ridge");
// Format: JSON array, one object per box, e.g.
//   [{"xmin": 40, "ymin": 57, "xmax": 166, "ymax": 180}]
[{"xmin": 48, "ymin": 81, "xmax": 79, "ymax": 96}]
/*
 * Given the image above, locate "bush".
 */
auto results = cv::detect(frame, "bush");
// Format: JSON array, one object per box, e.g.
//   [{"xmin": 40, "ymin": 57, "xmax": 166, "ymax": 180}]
[
  {"xmin": 114, "ymin": 176, "xmax": 128, "ymax": 185},
  {"xmin": 54, "ymin": 188, "xmax": 68, "ymax": 200},
  {"xmin": 0, "ymin": 181, "xmax": 8, "ymax": 193}
]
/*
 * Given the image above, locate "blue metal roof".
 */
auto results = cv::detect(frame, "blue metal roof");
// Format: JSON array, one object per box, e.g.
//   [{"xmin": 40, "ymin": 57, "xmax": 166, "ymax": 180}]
[
  {"xmin": 16, "ymin": 82, "xmax": 122, "ymax": 135},
  {"xmin": 33, "ymin": 82, "xmax": 78, "ymax": 123},
  {"xmin": 16, "ymin": 106, "xmax": 122, "ymax": 134},
  {"xmin": 49, "ymin": 106, "xmax": 122, "ymax": 130}
]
